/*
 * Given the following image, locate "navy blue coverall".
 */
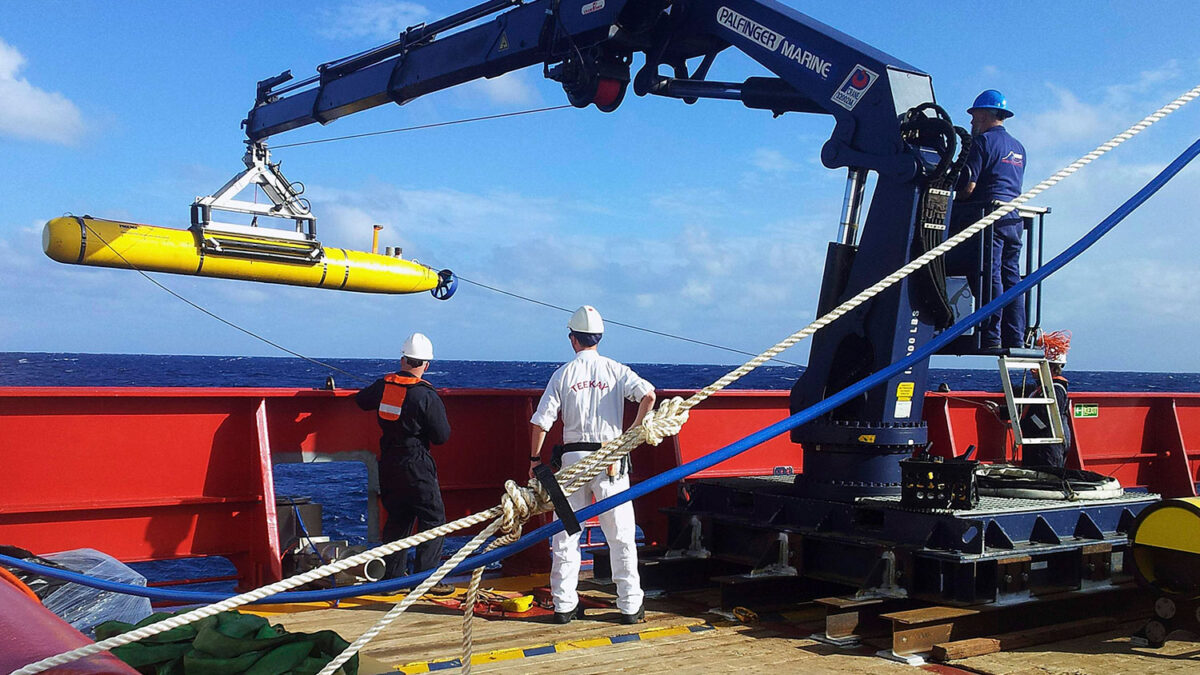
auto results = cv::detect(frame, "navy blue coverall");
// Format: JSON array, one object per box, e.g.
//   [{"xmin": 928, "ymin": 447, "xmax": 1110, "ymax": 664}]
[
  {"xmin": 1020, "ymin": 375, "xmax": 1071, "ymax": 468},
  {"xmin": 954, "ymin": 124, "xmax": 1028, "ymax": 348},
  {"xmin": 356, "ymin": 374, "xmax": 451, "ymax": 577}
]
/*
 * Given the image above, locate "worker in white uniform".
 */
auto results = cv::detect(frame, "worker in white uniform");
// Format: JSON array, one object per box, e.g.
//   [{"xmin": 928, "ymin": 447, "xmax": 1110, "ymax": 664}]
[{"xmin": 530, "ymin": 305, "xmax": 656, "ymax": 625}]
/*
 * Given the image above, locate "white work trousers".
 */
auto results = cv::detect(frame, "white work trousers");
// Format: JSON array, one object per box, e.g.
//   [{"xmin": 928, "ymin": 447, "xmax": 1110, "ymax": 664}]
[{"xmin": 550, "ymin": 451, "xmax": 643, "ymax": 614}]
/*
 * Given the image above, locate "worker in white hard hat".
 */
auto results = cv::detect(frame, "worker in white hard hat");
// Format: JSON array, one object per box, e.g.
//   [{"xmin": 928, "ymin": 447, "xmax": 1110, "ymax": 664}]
[
  {"xmin": 1020, "ymin": 330, "xmax": 1072, "ymax": 468},
  {"xmin": 530, "ymin": 305, "xmax": 656, "ymax": 625},
  {"xmin": 988, "ymin": 330, "xmax": 1072, "ymax": 468},
  {"xmin": 355, "ymin": 332, "xmax": 455, "ymax": 595}
]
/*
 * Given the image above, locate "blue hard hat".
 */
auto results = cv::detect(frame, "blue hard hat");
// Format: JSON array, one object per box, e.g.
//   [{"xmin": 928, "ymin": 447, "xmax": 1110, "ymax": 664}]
[{"xmin": 968, "ymin": 89, "xmax": 1013, "ymax": 119}]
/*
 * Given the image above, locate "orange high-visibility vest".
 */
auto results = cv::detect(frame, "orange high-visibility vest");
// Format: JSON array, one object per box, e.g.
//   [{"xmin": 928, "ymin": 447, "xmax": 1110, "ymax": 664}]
[{"xmin": 379, "ymin": 373, "xmax": 425, "ymax": 421}]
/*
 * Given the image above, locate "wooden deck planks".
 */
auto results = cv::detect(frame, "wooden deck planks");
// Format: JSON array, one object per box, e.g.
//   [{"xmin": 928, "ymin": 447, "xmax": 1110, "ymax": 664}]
[
  {"xmin": 268, "ymin": 588, "xmax": 713, "ymax": 668},
  {"xmin": 269, "ymin": 594, "xmax": 914, "ymax": 674},
  {"xmin": 953, "ymin": 620, "xmax": 1200, "ymax": 675},
  {"xmin": 264, "ymin": 586, "xmax": 1200, "ymax": 674}
]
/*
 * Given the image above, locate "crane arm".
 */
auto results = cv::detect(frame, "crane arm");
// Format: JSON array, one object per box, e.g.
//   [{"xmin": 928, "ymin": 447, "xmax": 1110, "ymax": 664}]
[
  {"xmin": 235, "ymin": 0, "xmax": 973, "ymax": 498},
  {"xmin": 244, "ymin": 0, "xmax": 936, "ymax": 178},
  {"xmin": 245, "ymin": 0, "xmax": 645, "ymax": 140}
]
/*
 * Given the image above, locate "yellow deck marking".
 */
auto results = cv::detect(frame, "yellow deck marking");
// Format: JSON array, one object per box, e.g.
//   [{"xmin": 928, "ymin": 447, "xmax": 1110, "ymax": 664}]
[{"xmin": 394, "ymin": 620, "xmax": 714, "ymax": 673}]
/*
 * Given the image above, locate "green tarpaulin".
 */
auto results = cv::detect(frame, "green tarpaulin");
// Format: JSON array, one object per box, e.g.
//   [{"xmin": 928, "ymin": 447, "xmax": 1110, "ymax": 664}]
[{"xmin": 95, "ymin": 610, "xmax": 359, "ymax": 675}]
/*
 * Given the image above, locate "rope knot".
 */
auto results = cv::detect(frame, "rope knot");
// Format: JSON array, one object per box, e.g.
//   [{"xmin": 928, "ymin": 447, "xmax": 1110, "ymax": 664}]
[
  {"xmin": 497, "ymin": 479, "xmax": 548, "ymax": 543},
  {"xmin": 640, "ymin": 396, "xmax": 689, "ymax": 446}
]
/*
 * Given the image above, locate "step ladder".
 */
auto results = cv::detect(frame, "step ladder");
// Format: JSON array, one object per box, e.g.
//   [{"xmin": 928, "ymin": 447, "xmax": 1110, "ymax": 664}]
[{"xmin": 998, "ymin": 353, "xmax": 1065, "ymax": 447}]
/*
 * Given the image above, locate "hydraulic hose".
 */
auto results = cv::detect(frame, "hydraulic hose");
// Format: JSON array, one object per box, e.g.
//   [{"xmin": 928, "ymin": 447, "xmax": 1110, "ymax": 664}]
[{"xmin": 4, "ymin": 136, "xmax": 1197, "ymax": 605}]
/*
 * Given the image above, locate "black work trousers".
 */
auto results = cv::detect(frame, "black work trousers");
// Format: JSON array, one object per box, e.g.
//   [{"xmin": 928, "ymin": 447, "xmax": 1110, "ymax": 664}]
[{"xmin": 379, "ymin": 451, "xmax": 446, "ymax": 578}]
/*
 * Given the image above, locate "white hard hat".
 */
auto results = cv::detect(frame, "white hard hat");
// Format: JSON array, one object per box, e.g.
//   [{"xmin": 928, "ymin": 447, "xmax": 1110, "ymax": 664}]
[
  {"xmin": 1040, "ymin": 329, "xmax": 1070, "ymax": 365},
  {"xmin": 402, "ymin": 332, "xmax": 434, "ymax": 360},
  {"xmin": 567, "ymin": 305, "xmax": 604, "ymax": 334}
]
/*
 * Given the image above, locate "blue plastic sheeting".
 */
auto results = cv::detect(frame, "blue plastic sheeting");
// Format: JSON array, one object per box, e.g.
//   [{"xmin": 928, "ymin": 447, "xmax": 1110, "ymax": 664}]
[{"xmin": 3, "ymin": 135, "xmax": 1197, "ymax": 604}]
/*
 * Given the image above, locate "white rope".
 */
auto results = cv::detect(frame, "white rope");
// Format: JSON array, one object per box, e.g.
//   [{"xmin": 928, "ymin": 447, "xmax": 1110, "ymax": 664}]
[
  {"xmin": 10, "ymin": 508, "xmax": 503, "ymax": 675},
  {"xmin": 14, "ymin": 82, "xmax": 1198, "ymax": 675},
  {"xmin": 317, "ymin": 522, "xmax": 502, "ymax": 675},
  {"xmin": 449, "ymin": 82, "xmax": 1200, "ymax": 674},
  {"xmin": 322, "ymin": 478, "xmax": 541, "ymax": 675}
]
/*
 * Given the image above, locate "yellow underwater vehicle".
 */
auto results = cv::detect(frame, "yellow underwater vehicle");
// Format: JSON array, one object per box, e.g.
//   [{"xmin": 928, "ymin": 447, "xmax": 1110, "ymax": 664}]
[{"xmin": 42, "ymin": 145, "xmax": 456, "ymax": 298}]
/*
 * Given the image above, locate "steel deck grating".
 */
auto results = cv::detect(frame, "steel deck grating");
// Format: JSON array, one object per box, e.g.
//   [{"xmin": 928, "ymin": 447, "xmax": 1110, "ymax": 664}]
[
  {"xmin": 858, "ymin": 492, "xmax": 1158, "ymax": 516},
  {"xmin": 695, "ymin": 476, "xmax": 1157, "ymax": 516}
]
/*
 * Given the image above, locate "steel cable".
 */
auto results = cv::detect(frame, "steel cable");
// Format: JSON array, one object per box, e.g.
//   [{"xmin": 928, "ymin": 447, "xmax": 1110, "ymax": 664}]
[{"xmin": 269, "ymin": 106, "xmax": 573, "ymax": 149}]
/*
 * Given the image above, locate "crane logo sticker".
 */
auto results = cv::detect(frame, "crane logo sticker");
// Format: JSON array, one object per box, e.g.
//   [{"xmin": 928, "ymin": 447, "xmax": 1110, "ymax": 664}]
[
  {"xmin": 717, "ymin": 7, "xmax": 782, "ymax": 52},
  {"xmin": 717, "ymin": 7, "xmax": 831, "ymax": 79},
  {"xmin": 582, "ymin": 0, "xmax": 605, "ymax": 16},
  {"xmin": 832, "ymin": 64, "xmax": 879, "ymax": 111}
]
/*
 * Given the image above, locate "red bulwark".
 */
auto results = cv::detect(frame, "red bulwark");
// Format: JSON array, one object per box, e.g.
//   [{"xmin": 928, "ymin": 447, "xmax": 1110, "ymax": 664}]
[{"xmin": 1, "ymin": 387, "xmax": 1197, "ymax": 587}]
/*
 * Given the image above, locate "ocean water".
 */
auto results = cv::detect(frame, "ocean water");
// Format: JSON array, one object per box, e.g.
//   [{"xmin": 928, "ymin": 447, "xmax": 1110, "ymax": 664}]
[
  {"xmin": 5, "ymin": 351, "xmax": 1200, "ymax": 392},
  {"xmin": 5, "ymin": 352, "xmax": 1199, "ymax": 587}
]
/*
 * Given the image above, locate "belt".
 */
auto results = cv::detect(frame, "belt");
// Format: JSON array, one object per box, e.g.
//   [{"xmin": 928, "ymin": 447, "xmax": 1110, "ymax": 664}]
[{"xmin": 552, "ymin": 442, "xmax": 601, "ymax": 471}]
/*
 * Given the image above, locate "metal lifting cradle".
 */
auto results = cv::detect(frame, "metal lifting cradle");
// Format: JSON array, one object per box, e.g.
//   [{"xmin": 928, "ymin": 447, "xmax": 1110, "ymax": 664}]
[{"xmin": 41, "ymin": 137, "xmax": 456, "ymax": 297}]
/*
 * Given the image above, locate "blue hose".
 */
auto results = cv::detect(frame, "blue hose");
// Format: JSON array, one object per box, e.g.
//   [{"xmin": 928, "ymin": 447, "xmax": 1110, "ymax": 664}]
[{"xmin": 4, "ymin": 137, "xmax": 1197, "ymax": 604}]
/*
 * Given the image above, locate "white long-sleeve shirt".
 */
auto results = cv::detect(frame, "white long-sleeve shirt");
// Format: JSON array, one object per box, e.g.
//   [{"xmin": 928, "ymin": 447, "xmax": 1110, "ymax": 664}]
[{"xmin": 530, "ymin": 350, "xmax": 654, "ymax": 444}]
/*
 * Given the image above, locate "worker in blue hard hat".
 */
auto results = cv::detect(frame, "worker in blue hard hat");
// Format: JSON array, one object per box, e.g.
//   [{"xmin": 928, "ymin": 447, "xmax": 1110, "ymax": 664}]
[{"xmin": 954, "ymin": 89, "xmax": 1028, "ymax": 351}]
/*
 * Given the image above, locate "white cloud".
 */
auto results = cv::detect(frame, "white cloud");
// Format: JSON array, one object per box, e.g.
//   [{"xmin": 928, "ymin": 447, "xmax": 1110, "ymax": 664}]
[
  {"xmin": 317, "ymin": 1, "xmax": 429, "ymax": 40},
  {"xmin": 1011, "ymin": 134, "xmax": 1200, "ymax": 371},
  {"xmin": 648, "ymin": 186, "xmax": 735, "ymax": 224},
  {"xmin": 313, "ymin": 183, "xmax": 563, "ymax": 256},
  {"xmin": 751, "ymin": 148, "xmax": 798, "ymax": 174},
  {"xmin": 1021, "ymin": 85, "xmax": 1114, "ymax": 151},
  {"xmin": 1102, "ymin": 61, "xmax": 1183, "ymax": 107},
  {"xmin": 0, "ymin": 38, "xmax": 85, "ymax": 144},
  {"xmin": 287, "ymin": 180, "xmax": 832, "ymax": 361},
  {"xmin": 462, "ymin": 71, "xmax": 539, "ymax": 106},
  {"xmin": 1022, "ymin": 66, "xmax": 1193, "ymax": 156}
]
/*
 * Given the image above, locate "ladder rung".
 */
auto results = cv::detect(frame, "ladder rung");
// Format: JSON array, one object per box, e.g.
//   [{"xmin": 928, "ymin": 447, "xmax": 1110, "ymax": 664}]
[
  {"xmin": 1021, "ymin": 437, "xmax": 1064, "ymax": 445},
  {"xmin": 1013, "ymin": 397, "xmax": 1056, "ymax": 405},
  {"xmin": 1003, "ymin": 359, "xmax": 1046, "ymax": 369}
]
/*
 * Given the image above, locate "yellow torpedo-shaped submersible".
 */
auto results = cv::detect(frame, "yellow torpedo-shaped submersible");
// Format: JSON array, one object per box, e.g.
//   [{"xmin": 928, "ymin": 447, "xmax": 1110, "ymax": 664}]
[{"xmin": 43, "ymin": 215, "xmax": 454, "ymax": 297}]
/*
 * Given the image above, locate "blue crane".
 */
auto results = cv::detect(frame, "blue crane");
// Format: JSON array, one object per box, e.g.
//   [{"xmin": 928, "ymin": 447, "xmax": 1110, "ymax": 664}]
[{"xmin": 241, "ymin": 0, "xmax": 974, "ymax": 500}]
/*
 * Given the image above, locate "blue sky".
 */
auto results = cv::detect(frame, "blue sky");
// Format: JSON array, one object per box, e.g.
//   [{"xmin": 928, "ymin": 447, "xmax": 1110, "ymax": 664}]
[{"xmin": 1, "ymin": 1, "xmax": 1198, "ymax": 372}]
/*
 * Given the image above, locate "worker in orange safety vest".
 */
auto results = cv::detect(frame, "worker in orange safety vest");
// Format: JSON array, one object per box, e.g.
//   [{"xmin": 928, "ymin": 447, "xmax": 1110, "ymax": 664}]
[{"xmin": 356, "ymin": 332, "xmax": 453, "ymax": 593}]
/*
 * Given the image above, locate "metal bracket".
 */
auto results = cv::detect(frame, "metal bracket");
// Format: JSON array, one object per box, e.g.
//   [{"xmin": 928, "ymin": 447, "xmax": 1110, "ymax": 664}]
[
  {"xmin": 857, "ymin": 550, "xmax": 908, "ymax": 599},
  {"xmin": 191, "ymin": 143, "xmax": 322, "ymax": 263},
  {"xmin": 748, "ymin": 532, "xmax": 797, "ymax": 577},
  {"xmin": 664, "ymin": 515, "xmax": 710, "ymax": 559}
]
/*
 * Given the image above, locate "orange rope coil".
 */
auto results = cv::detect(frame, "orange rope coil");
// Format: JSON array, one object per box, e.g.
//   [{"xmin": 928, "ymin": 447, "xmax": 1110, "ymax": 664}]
[{"xmin": 1040, "ymin": 329, "xmax": 1072, "ymax": 363}]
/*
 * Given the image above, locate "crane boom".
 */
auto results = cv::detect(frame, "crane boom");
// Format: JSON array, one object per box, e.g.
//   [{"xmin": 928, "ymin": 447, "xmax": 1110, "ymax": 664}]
[
  {"xmin": 245, "ymin": 0, "xmax": 933, "ymax": 174},
  {"xmin": 239, "ymin": 0, "xmax": 976, "ymax": 499}
]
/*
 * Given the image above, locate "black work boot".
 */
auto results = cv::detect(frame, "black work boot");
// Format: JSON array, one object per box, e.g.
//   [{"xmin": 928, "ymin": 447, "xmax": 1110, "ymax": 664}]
[
  {"xmin": 619, "ymin": 605, "xmax": 645, "ymax": 625},
  {"xmin": 552, "ymin": 607, "xmax": 578, "ymax": 624}
]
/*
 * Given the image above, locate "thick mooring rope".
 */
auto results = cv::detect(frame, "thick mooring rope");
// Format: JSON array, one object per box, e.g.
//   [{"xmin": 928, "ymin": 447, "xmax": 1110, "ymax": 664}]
[{"xmin": 14, "ymin": 83, "xmax": 1198, "ymax": 675}]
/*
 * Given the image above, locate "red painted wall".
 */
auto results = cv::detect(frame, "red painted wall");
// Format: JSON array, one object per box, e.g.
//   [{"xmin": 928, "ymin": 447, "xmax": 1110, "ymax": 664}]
[{"xmin": 2, "ymin": 387, "xmax": 1197, "ymax": 586}]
